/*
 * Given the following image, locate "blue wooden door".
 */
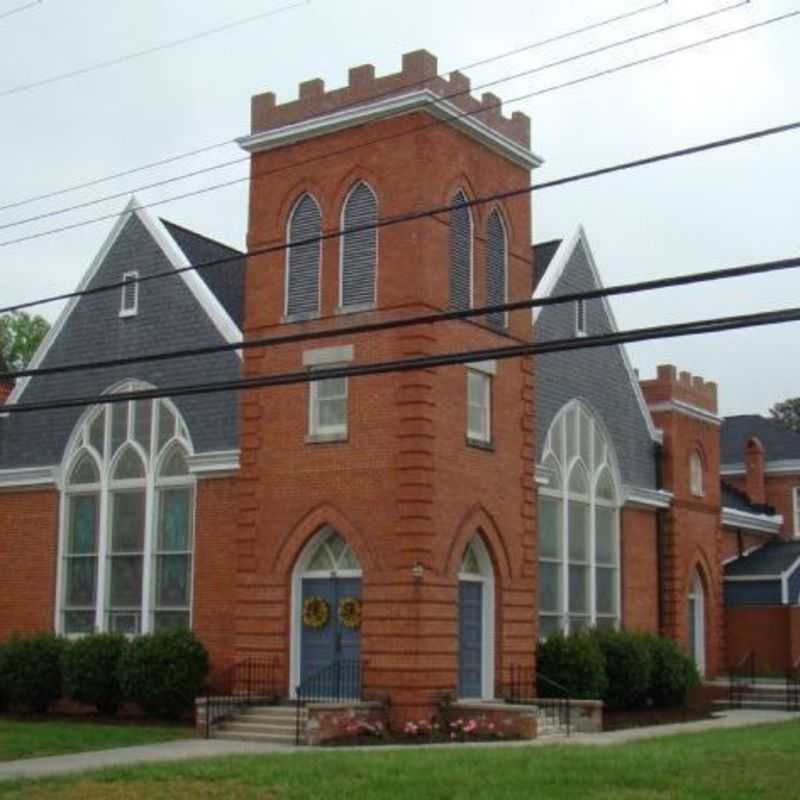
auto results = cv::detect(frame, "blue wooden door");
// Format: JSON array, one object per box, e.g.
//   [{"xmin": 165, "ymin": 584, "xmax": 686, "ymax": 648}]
[
  {"xmin": 300, "ymin": 577, "xmax": 361, "ymax": 697},
  {"xmin": 459, "ymin": 580, "xmax": 483, "ymax": 698}
]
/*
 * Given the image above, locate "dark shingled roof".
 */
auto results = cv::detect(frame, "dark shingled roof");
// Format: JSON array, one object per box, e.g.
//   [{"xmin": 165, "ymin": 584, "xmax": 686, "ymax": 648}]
[
  {"xmin": 532, "ymin": 239, "xmax": 562, "ymax": 289},
  {"xmin": 721, "ymin": 414, "xmax": 800, "ymax": 464},
  {"xmin": 721, "ymin": 480, "xmax": 776, "ymax": 516},
  {"xmin": 725, "ymin": 540, "xmax": 800, "ymax": 577},
  {"xmin": 161, "ymin": 220, "xmax": 245, "ymax": 329}
]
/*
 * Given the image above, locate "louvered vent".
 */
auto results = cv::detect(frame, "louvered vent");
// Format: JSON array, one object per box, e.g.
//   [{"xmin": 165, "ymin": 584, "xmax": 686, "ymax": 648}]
[
  {"xmin": 486, "ymin": 210, "xmax": 507, "ymax": 329},
  {"xmin": 341, "ymin": 182, "xmax": 377, "ymax": 307},
  {"xmin": 286, "ymin": 194, "xmax": 322, "ymax": 316},
  {"xmin": 449, "ymin": 191, "xmax": 472, "ymax": 310}
]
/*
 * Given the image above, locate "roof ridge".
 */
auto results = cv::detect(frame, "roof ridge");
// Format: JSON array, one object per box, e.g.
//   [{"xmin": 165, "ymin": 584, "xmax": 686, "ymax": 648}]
[{"xmin": 160, "ymin": 218, "xmax": 244, "ymax": 257}]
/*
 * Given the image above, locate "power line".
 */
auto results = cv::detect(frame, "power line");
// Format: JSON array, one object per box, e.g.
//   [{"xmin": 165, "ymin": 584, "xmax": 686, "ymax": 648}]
[
  {"xmin": 0, "ymin": 0, "xmax": 667, "ymax": 214},
  {"xmin": 3, "ymin": 304, "xmax": 799, "ymax": 415},
  {"xmin": 0, "ymin": 1, "xmax": 308, "ymax": 99},
  {"xmin": 3, "ymin": 251, "xmax": 800, "ymax": 383},
  {"xmin": 0, "ymin": 0, "xmax": 40, "ymax": 22},
  {"xmin": 2, "ymin": 115, "xmax": 799, "ymax": 317},
  {"xmin": 0, "ymin": 0, "xmax": 750, "ymax": 237}
]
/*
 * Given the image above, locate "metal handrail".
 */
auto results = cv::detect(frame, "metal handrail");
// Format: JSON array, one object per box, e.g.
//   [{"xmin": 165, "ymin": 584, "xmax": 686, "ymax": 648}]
[
  {"xmin": 203, "ymin": 655, "xmax": 280, "ymax": 738},
  {"xmin": 786, "ymin": 655, "xmax": 800, "ymax": 711},
  {"xmin": 729, "ymin": 650, "xmax": 755, "ymax": 709},
  {"xmin": 294, "ymin": 658, "xmax": 365, "ymax": 745},
  {"xmin": 501, "ymin": 664, "xmax": 571, "ymax": 736}
]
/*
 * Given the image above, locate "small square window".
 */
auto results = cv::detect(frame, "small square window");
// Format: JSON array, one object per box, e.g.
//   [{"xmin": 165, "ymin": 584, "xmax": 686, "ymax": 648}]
[
  {"xmin": 467, "ymin": 369, "xmax": 491, "ymax": 444},
  {"xmin": 120, "ymin": 272, "xmax": 139, "ymax": 317},
  {"xmin": 309, "ymin": 375, "xmax": 347, "ymax": 439},
  {"xmin": 575, "ymin": 299, "xmax": 586, "ymax": 336}
]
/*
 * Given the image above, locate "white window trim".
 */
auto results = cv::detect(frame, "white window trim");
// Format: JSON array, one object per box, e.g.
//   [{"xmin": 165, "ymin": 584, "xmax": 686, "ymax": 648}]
[
  {"xmin": 119, "ymin": 271, "xmax": 139, "ymax": 318},
  {"xmin": 284, "ymin": 193, "xmax": 323, "ymax": 320},
  {"xmin": 55, "ymin": 386, "xmax": 196, "ymax": 637},
  {"xmin": 466, "ymin": 368, "xmax": 491, "ymax": 445},
  {"xmin": 338, "ymin": 181, "xmax": 378, "ymax": 311},
  {"xmin": 308, "ymin": 371, "xmax": 348, "ymax": 440}
]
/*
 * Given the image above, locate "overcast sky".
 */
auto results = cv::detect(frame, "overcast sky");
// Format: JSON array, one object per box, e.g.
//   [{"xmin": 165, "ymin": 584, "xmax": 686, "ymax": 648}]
[{"xmin": 1, "ymin": 0, "xmax": 797, "ymax": 416}]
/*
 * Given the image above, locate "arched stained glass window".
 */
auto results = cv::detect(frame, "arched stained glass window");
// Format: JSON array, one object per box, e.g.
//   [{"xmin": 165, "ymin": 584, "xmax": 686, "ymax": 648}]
[
  {"xmin": 449, "ymin": 190, "xmax": 472, "ymax": 311},
  {"xmin": 59, "ymin": 383, "xmax": 195, "ymax": 636},
  {"xmin": 305, "ymin": 528, "xmax": 361, "ymax": 574},
  {"xmin": 341, "ymin": 182, "xmax": 377, "ymax": 308},
  {"xmin": 538, "ymin": 401, "xmax": 620, "ymax": 637},
  {"xmin": 286, "ymin": 193, "xmax": 322, "ymax": 317}
]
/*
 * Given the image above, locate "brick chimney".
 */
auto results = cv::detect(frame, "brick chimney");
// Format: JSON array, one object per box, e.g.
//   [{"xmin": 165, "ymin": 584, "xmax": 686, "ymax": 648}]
[{"xmin": 744, "ymin": 436, "xmax": 766, "ymax": 505}]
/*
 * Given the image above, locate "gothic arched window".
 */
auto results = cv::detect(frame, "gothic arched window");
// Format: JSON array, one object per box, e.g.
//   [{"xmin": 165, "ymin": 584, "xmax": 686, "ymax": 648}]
[
  {"xmin": 449, "ymin": 190, "xmax": 473, "ymax": 311},
  {"xmin": 486, "ymin": 209, "xmax": 507, "ymax": 329},
  {"xmin": 59, "ymin": 384, "xmax": 195, "ymax": 635},
  {"xmin": 340, "ymin": 181, "xmax": 377, "ymax": 309},
  {"xmin": 286, "ymin": 193, "xmax": 322, "ymax": 317}
]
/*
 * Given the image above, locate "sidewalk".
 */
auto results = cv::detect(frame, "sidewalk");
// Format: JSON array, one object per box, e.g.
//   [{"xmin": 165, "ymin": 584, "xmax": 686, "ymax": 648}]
[{"xmin": 1, "ymin": 709, "xmax": 798, "ymax": 781}]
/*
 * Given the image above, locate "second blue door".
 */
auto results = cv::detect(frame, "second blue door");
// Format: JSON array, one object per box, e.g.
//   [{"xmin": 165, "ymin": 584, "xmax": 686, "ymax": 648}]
[{"xmin": 458, "ymin": 580, "xmax": 483, "ymax": 698}]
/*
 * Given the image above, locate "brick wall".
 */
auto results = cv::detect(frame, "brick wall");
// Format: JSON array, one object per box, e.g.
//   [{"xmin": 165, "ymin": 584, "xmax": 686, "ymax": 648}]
[
  {"xmin": 620, "ymin": 506, "xmax": 659, "ymax": 633},
  {"xmin": 726, "ymin": 472, "xmax": 799, "ymax": 540},
  {"xmin": 725, "ymin": 605, "xmax": 790, "ymax": 673},
  {"xmin": 0, "ymin": 489, "xmax": 59, "ymax": 636}
]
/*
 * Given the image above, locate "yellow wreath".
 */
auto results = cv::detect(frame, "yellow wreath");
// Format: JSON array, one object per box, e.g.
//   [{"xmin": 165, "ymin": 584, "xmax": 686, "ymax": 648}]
[
  {"xmin": 303, "ymin": 596, "xmax": 330, "ymax": 629},
  {"xmin": 338, "ymin": 597, "xmax": 362, "ymax": 630}
]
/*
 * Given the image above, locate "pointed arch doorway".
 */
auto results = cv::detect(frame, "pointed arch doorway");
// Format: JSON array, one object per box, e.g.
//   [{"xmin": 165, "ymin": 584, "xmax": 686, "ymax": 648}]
[
  {"xmin": 458, "ymin": 537, "xmax": 495, "ymax": 699},
  {"xmin": 291, "ymin": 526, "xmax": 362, "ymax": 697},
  {"xmin": 688, "ymin": 569, "xmax": 706, "ymax": 677}
]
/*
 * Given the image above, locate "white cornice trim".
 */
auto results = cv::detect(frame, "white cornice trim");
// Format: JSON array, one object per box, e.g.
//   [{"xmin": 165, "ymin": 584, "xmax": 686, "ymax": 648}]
[
  {"xmin": 623, "ymin": 485, "xmax": 673, "ymax": 509},
  {"xmin": 0, "ymin": 465, "xmax": 58, "ymax": 490},
  {"xmin": 531, "ymin": 226, "xmax": 662, "ymax": 445},
  {"xmin": 4, "ymin": 197, "xmax": 242, "ymax": 409},
  {"xmin": 722, "ymin": 459, "xmax": 800, "ymax": 476},
  {"xmin": 237, "ymin": 89, "xmax": 544, "ymax": 170},
  {"xmin": 721, "ymin": 507, "xmax": 783, "ymax": 534},
  {"xmin": 647, "ymin": 399, "xmax": 721, "ymax": 427},
  {"xmin": 187, "ymin": 450, "xmax": 240, "ymax": 477},
  {"xmin": 724, "ymin": 574, "xmax": 781, "ymax": 582}
]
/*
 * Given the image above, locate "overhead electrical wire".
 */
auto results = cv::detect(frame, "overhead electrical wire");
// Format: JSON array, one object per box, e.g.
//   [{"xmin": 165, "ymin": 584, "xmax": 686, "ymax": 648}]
[
  {"xmin": 0, "ymin": 0, "xmax": 668, "ymax": 214},
  {"xmin": 3, "ymin": 252, "xmax": 800, "ymax": 383},
  {"xmin": 0, "ymin": 0, "xmax": 41, "ymax": 22},
  {"xmin": 0, "ymin": 1, "xmax": 308, "ymax": 99},
  {"xmin": 0, "ymin": 0, "xmax": 750, "ymax": 236},
  {"xmin": 3, "ymin": 304, "xmax": 799, "ymax": 414},
  {"xmin": 2, "ymin": 115, "xmax": 799, "ymax": 317}
]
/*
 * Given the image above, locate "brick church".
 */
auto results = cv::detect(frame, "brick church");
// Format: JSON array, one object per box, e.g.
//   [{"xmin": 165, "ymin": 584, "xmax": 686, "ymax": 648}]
[{"xmin": 0, "ymin": 50, "xmax": 797, "ymax": 728}]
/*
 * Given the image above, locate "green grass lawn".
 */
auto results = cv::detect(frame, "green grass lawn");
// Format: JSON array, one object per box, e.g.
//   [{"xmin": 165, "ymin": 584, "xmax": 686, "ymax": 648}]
[
  {"xmin": 0, "ymin": 719, "xmax": 194, "ymax": 763},
  {"xmin": 0, "ymin": 721, "xmax": 799, "ymax": 799}
]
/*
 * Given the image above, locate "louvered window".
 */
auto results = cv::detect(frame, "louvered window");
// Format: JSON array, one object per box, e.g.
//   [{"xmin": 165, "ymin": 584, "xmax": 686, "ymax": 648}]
[
  {"xmin": 120, "ymin": 271, "xmax": 138, "ymax": 317},
  {"xmin": 341, "ymin": 182, "xmax": 377, "ymax": 308},
  {"xmin": 486, "ymin": 210, "xmax": 507, "ymax": 329},
  {"xmin": 286, "ymin": 194, "xmax": 322, "ymax": 317},
  {"xmin": 449, "ymin": 190, "xmax": 472, "ymax": 310}
]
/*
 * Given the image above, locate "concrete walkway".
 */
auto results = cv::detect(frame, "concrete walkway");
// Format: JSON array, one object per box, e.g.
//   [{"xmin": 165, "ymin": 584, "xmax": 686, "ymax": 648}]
[{"xmin": 1, "ymin": 709, "xmax": 798, "ymax": 782}]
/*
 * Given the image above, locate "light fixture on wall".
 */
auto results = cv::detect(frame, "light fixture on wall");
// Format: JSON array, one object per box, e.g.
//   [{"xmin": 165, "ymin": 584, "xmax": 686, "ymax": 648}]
[{"xmin": 411, "ymin": 561, "xmax": 424, "ymax": 582}]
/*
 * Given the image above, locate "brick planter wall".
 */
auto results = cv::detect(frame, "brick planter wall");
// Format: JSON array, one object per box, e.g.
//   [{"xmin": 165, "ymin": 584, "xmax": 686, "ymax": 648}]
[{"xmin": 305, "ymin": 701, "xmax": 387, "ymax": 745}]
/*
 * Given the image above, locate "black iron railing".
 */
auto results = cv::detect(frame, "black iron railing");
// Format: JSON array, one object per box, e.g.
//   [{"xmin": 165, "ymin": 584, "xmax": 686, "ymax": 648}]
[
  {"xmin": 203, "ymin": 655, "xmax": 280, "ymax": 738},
  {"xmin": 729, "ymin": 651, "xmax": 755, "ymax": 709},
  {"xmin": 501, "ymin": 664, "xmax": 572, "ymax": 736},
  {"xmin": 294, "ymin": 659, "xmax": 365, "ymax": 745},
  {"xmin": 786, "ymin": 656, "xmax": 800, "ymax": 711}
]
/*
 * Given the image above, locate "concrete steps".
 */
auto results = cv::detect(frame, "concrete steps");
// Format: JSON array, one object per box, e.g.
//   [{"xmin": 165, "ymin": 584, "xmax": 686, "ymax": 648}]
[
  {"xmin": 213, "ymin": 704, "xmax": 304, "ymax": 745},
  {"xmin": 714, "ymin": 685, "xmax": 798, "ymax": 712}
]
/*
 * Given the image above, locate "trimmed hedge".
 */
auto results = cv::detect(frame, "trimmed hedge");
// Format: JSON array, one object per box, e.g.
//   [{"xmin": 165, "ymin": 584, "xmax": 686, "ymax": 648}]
[
  {"xmin": 590, "ymin": 629, "xmax": 652, "ymax": 710},
  {"xmin": 0, "ymin": 633, "xmax": 65, "ymax": 712},
  {"xmin": 62, "ymin": 633, "xmax": 128, "ymax": 715},
  {"xmin": 536, "ymin": 631, "xmax": 607, "ymax": 700},
  {"xmin": 117, "ymin": 629, "xmax": 209, "ymax": 719},
  {"xmin": 644, "ymin": 633, "xmax": 699, "ymax": 707}
]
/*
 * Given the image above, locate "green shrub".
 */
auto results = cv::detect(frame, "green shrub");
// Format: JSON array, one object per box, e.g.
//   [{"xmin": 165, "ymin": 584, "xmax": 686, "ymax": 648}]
[
  {"xmin": 62, "ymin": 633, "xmax": 127, "ymax": 715},
  {"xmin": 591, "ymin": 629, "xmax": 652, "ymax": 710},
  {"xmin": 0, "ymin": 633, "xmax": 65, "ymax": 712},
  {"xmin": 0, "ymin": 643, "xmax": 8, "ymax": 712},
  {"xmin": 644, "ymin": 634, "xmax": 699, "ymax": 707},
  {"xmin": 536, "ymin": 631, "xmax": 607, "ymax": 700},
  {"xmin": 118, "ymin": 629, "xmax": 209, "ymax": 719}
]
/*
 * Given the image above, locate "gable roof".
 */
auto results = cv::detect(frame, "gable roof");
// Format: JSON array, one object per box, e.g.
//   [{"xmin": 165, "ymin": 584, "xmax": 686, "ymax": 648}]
[
  {"xmin": 160, "ymin": 220, "xmax": 245, "ymax": 329},
  {"xmin": 5, "ymin": 197, "xmax": 242, "ymax": 408},
  {"xmin": 531, "ymin": 226, "xmax": 662, "ymax": 446},
  {"xmin": 725, "ymin": 540, "xmax": 800, "ymax": 578},
  {"xmin": 532, "ymin": 239, "xmax": 561, "ymax": 289},
  {"xmin": 721, "ymin": 414, "xmax": 800, "ymax": 466}
]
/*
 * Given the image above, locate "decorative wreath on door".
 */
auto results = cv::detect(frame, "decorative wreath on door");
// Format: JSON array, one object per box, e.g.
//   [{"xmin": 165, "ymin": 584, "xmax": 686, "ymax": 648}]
[
  {"xmin": 338, "ymin": 597, "xmax": 362, "ymax": 630},
  {"xmin": 302, "ymin": 596, "xmax": 330, "ymax": 629}
]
